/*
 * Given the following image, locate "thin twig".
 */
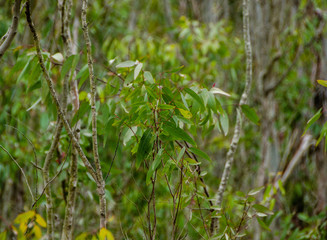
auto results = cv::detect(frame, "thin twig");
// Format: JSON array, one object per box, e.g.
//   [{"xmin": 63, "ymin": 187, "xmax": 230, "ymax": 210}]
[
  {"xmin": 32, "ymin": 142, "xmax": 72, "ymax": 208},
  {"xmin": 105, "ymin": 131, "xmax": 122, "ymax": 182},
  {"xmin": 0, "ymin": 145, "xmax": 35, "ymax": 202}
]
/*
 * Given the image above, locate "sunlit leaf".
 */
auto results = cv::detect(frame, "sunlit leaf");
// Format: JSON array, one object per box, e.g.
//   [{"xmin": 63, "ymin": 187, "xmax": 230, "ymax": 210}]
[
  {"xmin": 116, "ymin": 60, "xmax": 135, "ymax": 68},
  {"xmin": 317, "ymin": 79, "xmax": 327, "ymax": 87},
  {"xmin": 210, "ymin": 87, "xmax": 231, "ymax": 97},
  {"xmin": 50, "ymin": 52, "xmax": 64, "ymax": 64},
  {"xmin": 179, "ymin": 108, "xmax": 192, "ymax": 119},
  {"xmin": 144, "ymin": 71, "xmax": 155, "ymax": 84},
  {"xmin": 134, "ymin": 62, "xmax": 143, "ymax": 80}
]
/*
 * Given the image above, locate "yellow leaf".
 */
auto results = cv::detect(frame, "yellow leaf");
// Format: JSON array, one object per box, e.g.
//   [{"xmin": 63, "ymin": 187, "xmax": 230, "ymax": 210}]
[
  {"xmin": 19, "ymin": 222, "xmax": 27, "ymax": 234},
  {"xmin": 14, "ymin": 211, "xmax": 35, "ymax": 224},
  {"xmin": 76, "ymin": 232, "xmax": 89, "ymax": 240},
  {"xmin": 179, "ymin": 108, "xmax": 192, "ymax": 119},
  {"xmin": 99, "ymin": 228, "xmax": 114, "ymax": 240},
  {"xmin": 0, "ymin": 230, "xmax": 7, "ymax": 240},
  {"xmin": 31, "ymin": 225, "xmax": 42, "ymax": 239},
  {"xmin": 36, "ymin": 214, "xmax": 47, "ymax": 228},
  {"xmin": 317, "ymin": 79, "xmax": 327, "ymax": 88},
  {"xmin": 11, "ymin": 226, "xmax": 18, "ymax": 235}
]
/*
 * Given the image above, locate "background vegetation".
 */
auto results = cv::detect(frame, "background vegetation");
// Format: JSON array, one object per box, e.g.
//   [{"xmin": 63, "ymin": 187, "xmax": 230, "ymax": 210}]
[{"xmin": 0, "ymin": 0, "xmax": 327, "ymax": 239}]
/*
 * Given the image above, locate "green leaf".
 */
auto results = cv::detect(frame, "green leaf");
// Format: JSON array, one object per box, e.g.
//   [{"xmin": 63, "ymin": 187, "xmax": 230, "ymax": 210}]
[
  {"xmin": 317, "ymin": 79, "xmax": 327, "ymax": 87},
  {"xmin": 116, "ymin": 60, "xmax": 135, "ymax": 68},
  {"xmin": 303, "ymin": 108, "xmax": 321, "ymax": 135},
  {"xmin": 253, "ymin": 204, "xmax": 273, "ymax": 215},
  {"xmin": 76, "ymin": 64, "xmax": 89, "ymax": 79},
  {"xmin": 218, "ymin": 109, "xmax": 229, "ymax": 136},
  {"xmin": 241, "ymin": 104, "xmax": 260, "ymax": 125},
  {"xmin": 27, "ymin": 80, "xmax": 41, "ymax": 93},
  {"xmin": 184, "ymin": 88, "xmax": 205, "ymax": 109},
  {"xmin": 185, "ymin": 158, "xmax": 200, "ymax": 165},
  {"xmin": 61, "ymin": 54, "xmax": 74, "ymax": 80},
  {"xmin": 177, "ymin": 147, "xmax": 186, "ymax": 162},
  {"xmin": 71, "ymin": 101, "xmax": 91, "ymax": 126},
  {"xmin": 152, "ymin": 149, "xmax": 164, "ymax": 171},
  {"xmin": 158, "ymin": 104, "xmax": 175, "ymax": 110},
  {"xmin": 17, "ymin": 58, "xmax": 33, "ymax": 82},
  {"xmin": 134, "ymin": 62, "xmax": 143, "ymax": 80},
  {"xmin": 162, "ymin": 121, "xmax": 196, "ymax": 146},
  {"xmin": 77, "ymin": 65, "xmax": 90, "ymax": 89},
  {"xmin": 257, "ymin": 218, "xmax": 271, "ymax": 231},
  {"xmin": 144, "ymin": 71, "xmax": 155, "ymax": 83},
  {"xmin": 207, "ymin": 92, "xmax": 218, "ymax": 115},
  {"xmin": 278, "ymin": 180, "xmax": 285, "ymax": 195},
  {"xmin": 69, "ymin": 54, "xmax": 80, "ymax": 82},
  {"xmin": 188, "ymin": 147, "xmax": 211, "ymax": 162},
  {"xmin": 136, "ymin": 129, "xmax": 153, "ymax": 169},
  {"xmin": 146, "ymin": 149, "xmax": 164, "ymax": 185}
]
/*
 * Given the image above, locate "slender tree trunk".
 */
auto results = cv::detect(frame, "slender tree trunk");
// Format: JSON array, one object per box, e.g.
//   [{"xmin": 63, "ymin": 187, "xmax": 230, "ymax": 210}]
[
  {"xmin": 81, "ymin": 0, "xmax": 107, "ymax": 229},
  {"xmin": 211, "ymin": 0, "xmax": 253, "ymax": 234},
  {"xmin": 61, "ymin": 0, "xmax": 80, "ymax": 238}
]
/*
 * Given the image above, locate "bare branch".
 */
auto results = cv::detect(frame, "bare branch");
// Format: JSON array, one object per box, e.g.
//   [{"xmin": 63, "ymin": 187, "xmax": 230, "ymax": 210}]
[{"xmin": 0, "ymin": 0, "xmax": 22, "ymax": 59}]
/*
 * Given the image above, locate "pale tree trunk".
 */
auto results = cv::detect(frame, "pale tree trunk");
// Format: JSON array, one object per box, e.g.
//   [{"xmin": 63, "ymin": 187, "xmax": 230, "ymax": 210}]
[
  {"xmin": 251, "ymin": 1, "xmax": 296, "ymax": 239},
  {"xmin": 313, "ymin": 35, "xmax": 327, "ymax": 213},
  {"xmin": 201, "ymin": 0, "xmax": 218, "ymax": 23}
]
